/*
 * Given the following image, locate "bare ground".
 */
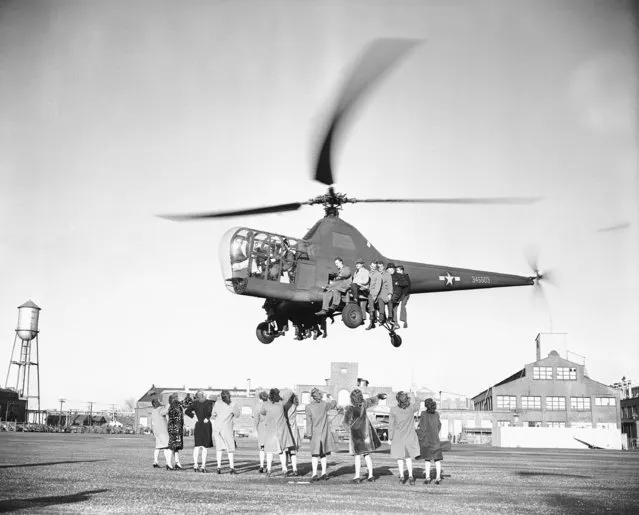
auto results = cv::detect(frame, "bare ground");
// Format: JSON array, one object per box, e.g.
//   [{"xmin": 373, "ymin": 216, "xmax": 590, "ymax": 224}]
[{"xmin": 0, "ymin": 433, "xmax": 637, "ymax": 514}]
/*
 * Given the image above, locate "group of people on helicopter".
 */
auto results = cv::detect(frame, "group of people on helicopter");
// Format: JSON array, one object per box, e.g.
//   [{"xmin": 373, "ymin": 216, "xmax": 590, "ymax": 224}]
[{"xmin": 316, "ymin": 257, "xmax": 411, "ymax": 330}]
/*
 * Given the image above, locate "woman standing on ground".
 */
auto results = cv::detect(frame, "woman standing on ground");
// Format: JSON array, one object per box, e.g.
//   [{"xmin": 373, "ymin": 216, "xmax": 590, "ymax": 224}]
[
  {"xmin": 254, "ymin": 391, "xmax": 269, "ymax": 473},
  {"xmin": 260, "ymin": 387, "xmax": 296, "ymax": 477},
  {"xmin": 305, "ymin": 388, "xmax": 338, "ymax": 481},
  {"xmin": 166, "ymin": 392, "xmax": 191, "ymax": 470},
  {"xmin": 212, "ymin": 389, "xmax": 241, "ymax": 474},
  {"xmin": 416, "ymin": 397, "xmax": 443, "ymax": 484},
  {"xmin": 185, "ymin": 390, "xmax": 214, "ymax": 472},
  {"xmin": 389, "ymin": 391, "xmax": 421, "ymax": 485},
  {"xmin": 284, "ymin": 393, "xmax": 301, "ymax": 476},
  {"xmin": 150, "ymin": 398, "xmax": 172, "ymax": 469},
  {"xmin": 342, "ymin": 389, "xmax": 386, "ymax": 483}
]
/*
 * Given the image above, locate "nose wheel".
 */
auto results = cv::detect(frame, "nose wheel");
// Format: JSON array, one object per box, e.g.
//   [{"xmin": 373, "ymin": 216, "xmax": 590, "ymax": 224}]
[
  {"xmin": 390, "ymin": 332, "xmax": 402, "ymax": 348},
  {"xmin": 256, "ymin": 321, "xmax": 276, "ymax": 344}
]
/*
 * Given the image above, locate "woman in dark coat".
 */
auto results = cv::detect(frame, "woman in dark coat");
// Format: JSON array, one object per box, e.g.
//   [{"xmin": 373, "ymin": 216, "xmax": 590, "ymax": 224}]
[
  {"xmin": 165, "ymin": 392, "xmax": 191, "ymax": 470},
  {"xmin": 342, "ymin": 389, "xmax": 386, "ymax": 482},
  {"xmin": 416, "ymin": 397, "xmax": 443, "ymax": 484},
  {"xmin": 305, "ymin": 388, "xmax": 337, "ymax": 481},
  {"xmin": 185, "ymin": 390, "xmax": 213, "ymax": 472}
]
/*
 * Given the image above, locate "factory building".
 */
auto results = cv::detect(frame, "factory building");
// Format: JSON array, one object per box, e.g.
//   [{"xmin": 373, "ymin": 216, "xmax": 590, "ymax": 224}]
[
  {"xmin": 614, "ymin": 379, "xmax": 638, "ymax": 448},
  {"xmin": 471, "ymin": 334, "xmax": 621, "ymax": 448}
]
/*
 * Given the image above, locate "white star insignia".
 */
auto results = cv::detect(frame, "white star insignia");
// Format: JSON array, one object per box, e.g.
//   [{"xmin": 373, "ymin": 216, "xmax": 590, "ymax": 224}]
[{"xmin": 439, "ymin": 272, "xmax": 460, "ymax": 286}]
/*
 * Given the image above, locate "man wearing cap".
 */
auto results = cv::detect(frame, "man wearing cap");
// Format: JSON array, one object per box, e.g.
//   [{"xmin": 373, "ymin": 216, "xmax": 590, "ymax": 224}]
[
  {"xmin": 316, "ymin": 257, "xmax": 352, "ymax": 316},
  {"xmin": 377, "ymin": 262, "xmax": 394, "ymax": 324},
  {"xmin": 350, "ymin": 258, "xmax": 370, "ymax": 323}
]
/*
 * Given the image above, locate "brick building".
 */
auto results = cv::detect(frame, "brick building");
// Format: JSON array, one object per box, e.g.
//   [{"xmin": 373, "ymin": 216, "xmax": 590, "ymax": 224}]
[{"xmin": 472, "ymin": 346, "xmax": 621, "ymax": 431}]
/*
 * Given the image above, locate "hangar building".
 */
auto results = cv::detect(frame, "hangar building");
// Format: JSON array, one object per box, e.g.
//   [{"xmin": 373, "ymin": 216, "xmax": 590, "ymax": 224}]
[{"xmin": 472, "ymin": 335, "xmax": 621, "ymax": 431}]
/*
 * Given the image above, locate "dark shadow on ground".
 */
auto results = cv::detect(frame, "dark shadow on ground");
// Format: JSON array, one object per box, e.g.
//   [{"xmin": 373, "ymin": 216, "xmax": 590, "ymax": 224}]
[
  {"xmin": 0, "ymin": 489, "xmax": 108, "ymax": 513},
  {"xmin": 545, "ymin": 493, "xmax": 635, "ymax": 515},
  {"xmin": 517, "ymin": 471, "xmax": 590, "ymax": 478},
  {"xmin": 0, "ymin": 459, "xmax": 107, "ymax": 469}
]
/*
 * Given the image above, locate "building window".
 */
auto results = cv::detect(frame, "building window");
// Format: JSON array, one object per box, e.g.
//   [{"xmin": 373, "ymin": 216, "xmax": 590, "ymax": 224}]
[
  {"xmin": 497, "ymin": 420, "xmax": 511, "ymax": 427},
  {"xmin": 533, "ymin": 367, "xmax": 553, "ymax": 380},
  {"xmin": 594, "ymin": 397, "xmax": 616, "ymax": 407},
  {"xmin": 570, "ymin": 397, "xmax": 591, "ymax": 411},
  {"xmin": 547, "ymin": 422, "xmax": 566, "ymax": 428},
  {"xmin": 496, "ymin": 396, "xmax": 517, "ymax": 409},
  {"xmin": 341, "ymin": 368, "xmax": 347, "ymax": 374},
  {"xmin": 521, "ymin": 396, "xmax": 541, "ymax": 410},
  {"xmin": 556, "ymin": 367, "xmax": 577, "ymax": 380},
  {"xmin": 571, "ymin": 422, "xmax": 592, "ymax": 429},
  {"xmin": 241, "ymin": 406, "xmax": 252, "ymax": 416},
  {"xmin": 546, "ymin": 397, "xmax": 566, "ymax": 410},
  {"xmin": 301, "ymin": 392, "xmax": 310, "ymax": 404},
  {"xmin": 527, "ymin": 421, "xmax": 542, "ymax": 427}
]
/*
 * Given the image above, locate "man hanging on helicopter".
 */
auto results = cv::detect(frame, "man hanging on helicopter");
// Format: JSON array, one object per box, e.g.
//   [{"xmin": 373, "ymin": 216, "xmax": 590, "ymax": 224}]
[{"xmin": 315, "ymin": 257, "xmax": 352, "ymax": 316}]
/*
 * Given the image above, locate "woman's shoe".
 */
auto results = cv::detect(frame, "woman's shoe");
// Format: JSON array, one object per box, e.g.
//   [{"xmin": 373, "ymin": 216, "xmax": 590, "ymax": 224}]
[
  {"xmin": 319, "ymin": 473, "xmax": 328, "ymax": 481},
  {"xmin": 166, "ymin": 465, "xmax": 174, "ymax": 471},
  {"xmin": 310, "ymin": 475, "xmax": 319, "ymax": 482},
  {"xmin": 409, "ymin": 476, "xmax": 415, "ymax": 486},
  {"xmin": 200, "ymin": 468, "xmax": 207, "ymax": 473},
  {"xmin": 435, "ymin": 478, "xmax": 440, "ymax": 485},
  {"xmin": 175, "ymin": 464, "xmax": 184, "ymax": 470},
  {"xmin": 367, "ymin": 476, "xmax": 376, "ymax": 482},
  {"xmin": 153, "ymin": 463, "xmax": 160, "ymax": 469},
  {"xmin": 351, "ymin": 477, "xmax": 361, "ymax": 484},
  {"xmin": 258, "ymin": 466, "xmax": 264, "ymax": 473},
  {"xmin": 399, "ymin": 474, "xmax": 407, "ymax": 484},
  {"xmin": 193, "ymin": 467, "xmax": 199, "ymax": 472},
  {"xmin": 229, "ymin": 468, "xmax": 236, "ymax": 475},
  {"xmin": 217, "ymin": 468, "xmax": 222, "ymax": 474},
  {"xmin": 424, "ymin": 478, "xmax": 431, "ymax": 484}
]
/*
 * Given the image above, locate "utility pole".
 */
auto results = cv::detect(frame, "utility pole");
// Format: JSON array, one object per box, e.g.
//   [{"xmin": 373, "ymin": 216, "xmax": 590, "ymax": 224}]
[
  {"xmin": 58, "ymin": 398, "xmax": 66, "ymax": 429},
  {"xmin": 110, "ymin": 404, "xmax": 117, "ymax": 422},
  {"xmin": 88, "ymin": 401, "xmax": 93, "ymax": 428}
]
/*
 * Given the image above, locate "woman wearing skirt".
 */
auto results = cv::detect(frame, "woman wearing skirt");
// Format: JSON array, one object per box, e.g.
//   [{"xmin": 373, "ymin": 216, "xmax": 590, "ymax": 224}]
[
  {"xmin": 417, "ymin": 397, "xmax": 443, "ymax": 484},
  {"xmin": 342, "ymin": 389, "xmax": 387, "ymax": 483},
  {"xmin": 185, "ymin": 390, "xmax": 213, "ymax": 472},
  {"xmin": 212, "ymin": 390, "xmax": 241, "ymax": 474},
  {"xmin": 389, "ymin": 391, "xmax": 421, "ymax": 485}
]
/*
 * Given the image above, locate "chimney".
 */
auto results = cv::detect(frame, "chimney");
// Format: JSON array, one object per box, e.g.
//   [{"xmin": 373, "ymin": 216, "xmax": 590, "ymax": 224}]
[{"xmin": 246, "ymin": 378, "xmax": 251, "ymax": 398}]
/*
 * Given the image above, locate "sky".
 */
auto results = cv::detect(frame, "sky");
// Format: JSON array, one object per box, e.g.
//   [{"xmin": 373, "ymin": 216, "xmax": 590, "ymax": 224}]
[{"xmin": 1, "ymin": 0, "xmax": 637, "ymax": 413}]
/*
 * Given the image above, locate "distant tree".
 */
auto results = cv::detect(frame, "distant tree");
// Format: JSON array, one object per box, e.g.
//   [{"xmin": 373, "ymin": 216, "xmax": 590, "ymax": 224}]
[{"xmin": 124, "ymin": 398, "xmax": 136, "ymax": 411}]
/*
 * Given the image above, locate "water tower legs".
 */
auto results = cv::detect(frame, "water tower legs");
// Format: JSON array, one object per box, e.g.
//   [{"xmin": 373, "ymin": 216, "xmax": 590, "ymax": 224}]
[{"xmin": 5, "ymin": 334, "xmax": 41, "ymax": 423}]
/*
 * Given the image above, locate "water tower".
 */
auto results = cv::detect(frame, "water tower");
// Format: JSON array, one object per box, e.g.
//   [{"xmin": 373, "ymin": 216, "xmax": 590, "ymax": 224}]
[{"xmin": 5, "ymin": 300, "xmax": 42, "ymax": 423}]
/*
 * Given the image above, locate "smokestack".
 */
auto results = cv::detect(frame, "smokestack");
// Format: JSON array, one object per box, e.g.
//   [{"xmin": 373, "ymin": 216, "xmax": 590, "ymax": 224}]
[{"xmin": 246, "ymin": 378, "xmax": 250, "ymax": 398}]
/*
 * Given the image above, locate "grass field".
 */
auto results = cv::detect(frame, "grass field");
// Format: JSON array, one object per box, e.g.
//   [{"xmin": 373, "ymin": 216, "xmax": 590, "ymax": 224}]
[{"xmin": 1, "ymin": 433, "xmax": 637, "ymax": 514}]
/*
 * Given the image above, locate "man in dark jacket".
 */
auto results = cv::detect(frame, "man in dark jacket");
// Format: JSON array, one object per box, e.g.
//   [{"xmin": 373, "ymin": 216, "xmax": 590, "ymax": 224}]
[
  {"xmin": 392, "ymin": 265, "xmax": 411, "ymax": 328},
  {"xmin": 316, "ymin": 257, "xmax": 352, "ymax": 315}
]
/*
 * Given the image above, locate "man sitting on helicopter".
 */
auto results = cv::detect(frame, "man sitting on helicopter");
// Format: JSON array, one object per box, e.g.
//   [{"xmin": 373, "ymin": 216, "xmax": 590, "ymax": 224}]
[
  {"xmin": 315, "ymin": 257, "xmax": 352, "ymax": 316},
  {"xmin": 350, "ymin": 258, "xmax": 370, "ymax": 324}
]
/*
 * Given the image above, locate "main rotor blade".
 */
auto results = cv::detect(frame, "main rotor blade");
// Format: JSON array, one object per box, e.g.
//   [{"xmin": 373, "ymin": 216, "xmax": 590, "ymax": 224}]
[
  {"xmin": 158, "ymin": 202, "xmax": 306, "ymax": 221},
  {"xmin": 314, "ymin": 38, "xmax": 422, "ymax": 186},
  {"xmin": 349, "ymin": 197, "xmax": 542, "ymax": 205}
]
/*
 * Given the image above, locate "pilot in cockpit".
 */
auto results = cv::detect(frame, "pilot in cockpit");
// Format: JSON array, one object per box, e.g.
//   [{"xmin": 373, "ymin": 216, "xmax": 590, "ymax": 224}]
[{"xmin": 231, "ymin": 237, "xmax": 249, "ymax": 271}]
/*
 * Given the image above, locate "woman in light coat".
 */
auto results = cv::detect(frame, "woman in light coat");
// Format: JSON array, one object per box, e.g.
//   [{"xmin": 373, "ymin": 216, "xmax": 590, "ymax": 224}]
[
  {"xmin": 260, "ymin": 387, "xmax": 295, "ymax": 477},
  {"xmin": 389, "ymin": 391, "xmax": 421, "ymax": 485},
  {"xmin": 212, "ymin": 389, "xmax": 241, "ymax": 474},
  {"xmin": 284, "ymin": 393, "xmax": 301, "ymax": 476},
  {"xmin": 254, "ymin": 391, "xmax": 269, "ymax": 473},
  {"xmin": 150, "ymin": 398, "xmax": 171, "ymax": 469},
  {"xmin": 342, "ymin": 389, "xmax": 386, "ymax": 482},
  {"xmin": 305, "ymin": 388, "xmax": 337, "ymax": 481}
]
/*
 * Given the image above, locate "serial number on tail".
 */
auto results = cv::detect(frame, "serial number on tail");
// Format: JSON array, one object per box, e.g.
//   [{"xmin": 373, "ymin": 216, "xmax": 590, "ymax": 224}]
[{"xmin": 472, "ymin": 276, "xmax": 491, "ymax": 284}]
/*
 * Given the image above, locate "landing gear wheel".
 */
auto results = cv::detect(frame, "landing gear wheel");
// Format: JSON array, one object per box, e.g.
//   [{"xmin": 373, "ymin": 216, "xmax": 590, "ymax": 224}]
[
  {"xmin": 390, "ymin": 333, "xmax": 402, "ymax": 348},
  {"xmin": 256, "ymin": 322, "xmax": 276, "ymax": 344},
  {"xmin": 342, "ymin": 303, "xmax": 363, "ymax": 328}
]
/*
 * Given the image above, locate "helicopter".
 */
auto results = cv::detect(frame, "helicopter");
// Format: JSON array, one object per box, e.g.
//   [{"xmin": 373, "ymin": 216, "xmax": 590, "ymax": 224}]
[{"xmin": 161, "ymin": 39, "xmax": 547, "ymax": 348}]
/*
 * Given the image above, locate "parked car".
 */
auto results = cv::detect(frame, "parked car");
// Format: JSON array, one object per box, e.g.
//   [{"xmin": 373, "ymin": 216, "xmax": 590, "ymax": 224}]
[{"xmin": 235, "ymin": 429, "xmax": 250, "ymax": 438}]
